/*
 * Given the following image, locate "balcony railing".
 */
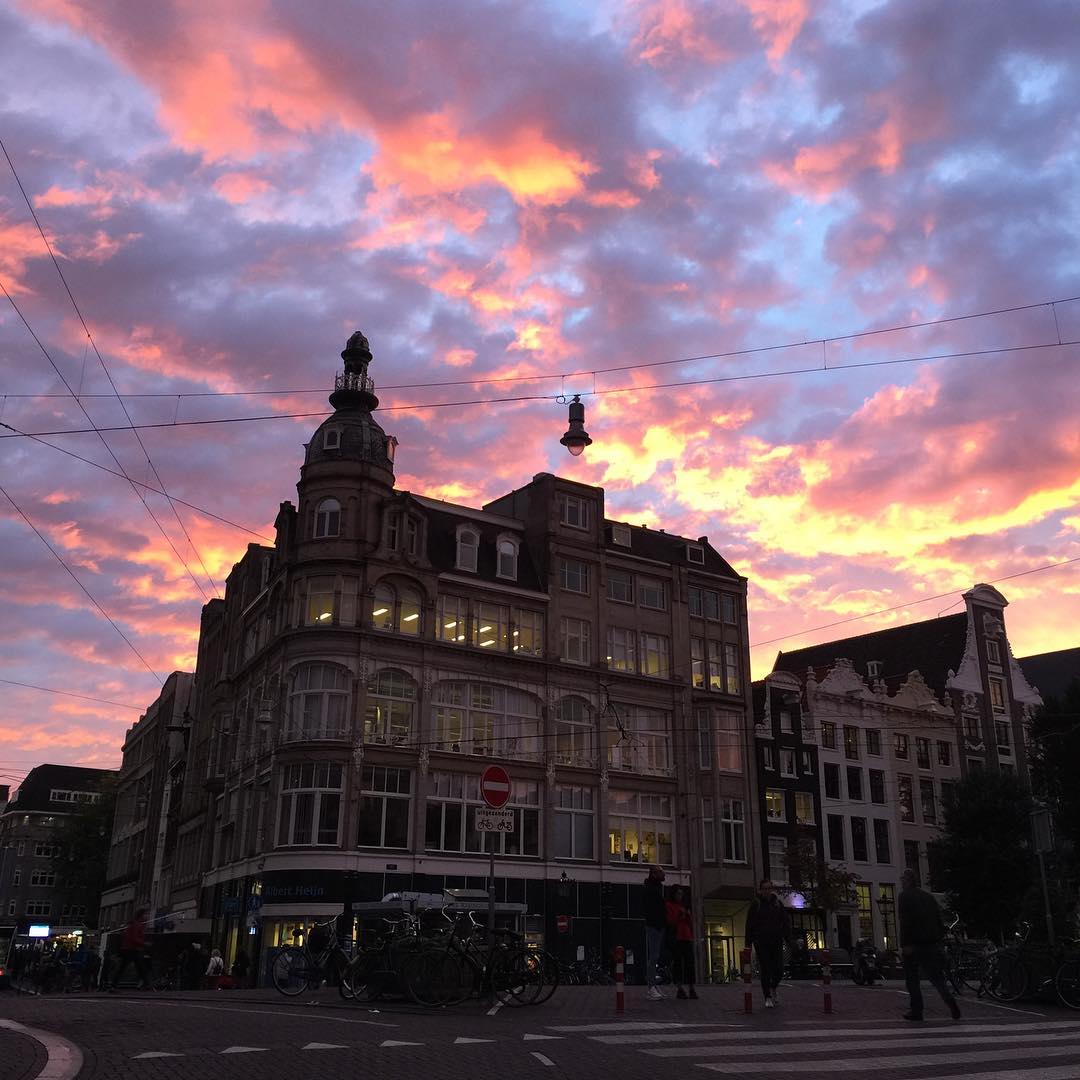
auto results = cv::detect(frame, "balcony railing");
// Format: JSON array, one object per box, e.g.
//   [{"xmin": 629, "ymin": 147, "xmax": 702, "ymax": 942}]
[
  {"xmin": 279, "ymin": 724, "xmax": 350, "ymax": 745},
  {"xmin": 334, "ymin": 371, "xmax": 374, "ymax": 395}
]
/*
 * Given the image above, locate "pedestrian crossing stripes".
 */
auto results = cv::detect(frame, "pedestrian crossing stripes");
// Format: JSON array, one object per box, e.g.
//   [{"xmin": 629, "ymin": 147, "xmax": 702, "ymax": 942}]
[{"xmin": 574, "ymin": 1020, "xmax": 1080, "ymax": 1079}]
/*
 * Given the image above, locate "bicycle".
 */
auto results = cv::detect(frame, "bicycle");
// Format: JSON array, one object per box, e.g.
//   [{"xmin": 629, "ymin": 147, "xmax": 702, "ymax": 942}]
[
  {"xmin": 340, "ymin": 915, "xmax": 424, "ymax": 1001},
  {"xmin": 271, "ymin": 919, "xmax": 353, "ymax": 997}
]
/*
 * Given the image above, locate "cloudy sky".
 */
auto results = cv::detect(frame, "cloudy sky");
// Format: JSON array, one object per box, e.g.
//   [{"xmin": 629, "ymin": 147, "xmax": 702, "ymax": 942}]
[{"xmin": 1, "ymin": 0, "xmax": 1077, "ymax": 788}]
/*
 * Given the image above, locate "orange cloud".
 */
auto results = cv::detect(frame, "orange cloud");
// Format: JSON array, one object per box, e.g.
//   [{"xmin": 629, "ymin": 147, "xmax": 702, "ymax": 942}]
[
  {"xmin": 740, "ymin": 0, "xmax": 811, "ymax": 64},
  {"xmin": 630, "ymin": 0, "xmax": 731, "ymax": 68}
]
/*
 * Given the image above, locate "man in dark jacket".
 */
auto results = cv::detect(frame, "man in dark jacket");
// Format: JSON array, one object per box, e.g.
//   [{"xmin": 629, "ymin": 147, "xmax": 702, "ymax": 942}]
[
  {"xmin": 642, "ymin": 865, "xmax": 668, "ymax": 1000},
  {"xmin": 899, "ymin": 868, "xmax": 961, "ymax": 1021},
  {"xmin": 745, "ymin": 879, "xmax": 791, "ymax": 1007}
]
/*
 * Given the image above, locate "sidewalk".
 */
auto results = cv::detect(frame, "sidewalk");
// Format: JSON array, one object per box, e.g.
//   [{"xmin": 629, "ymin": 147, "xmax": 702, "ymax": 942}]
[{"xmin": 0, "ymin": 1023, "xmax": 49, "ymax": 1080}]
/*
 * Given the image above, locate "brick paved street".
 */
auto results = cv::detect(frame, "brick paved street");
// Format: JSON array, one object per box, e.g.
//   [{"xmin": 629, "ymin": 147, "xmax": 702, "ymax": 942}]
[{"xmin": 2, "ymin": 981, "xmax": 1079, "ymax": 1079}]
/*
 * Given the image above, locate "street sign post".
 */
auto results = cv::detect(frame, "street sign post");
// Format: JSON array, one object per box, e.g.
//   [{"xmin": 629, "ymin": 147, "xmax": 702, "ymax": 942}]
[{"xmin": 479, "ymin": 766, "xmax": 512, "ymax": 962}]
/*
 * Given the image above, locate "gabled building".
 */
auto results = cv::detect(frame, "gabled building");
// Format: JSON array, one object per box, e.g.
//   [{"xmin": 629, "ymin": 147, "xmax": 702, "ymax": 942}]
[{"xmin": 132, "ymin": 332, "xmax": 759, "ymax": 982}]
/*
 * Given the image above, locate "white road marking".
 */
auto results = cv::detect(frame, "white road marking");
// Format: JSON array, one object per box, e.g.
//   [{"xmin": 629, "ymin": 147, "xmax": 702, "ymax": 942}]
[
  {"xmin": 302, "ymin": 1042, "xmax": 348, "ymax": 1049},
  {"xmin": 551, "ymin": 1022, "xmax": 728, "ymax": 1032},
  {"xmin": 221, "ymin": 1046, "xmax": 269, "ymax": 1054},
  {"xmin": 131, "ymin": 1052, "xmax": 185, "ymax": 1059},
  {"xmin": 524, "ymin": 1034, "xmax": 564, "ymax": 1041},
  {"xmin": 531, "ymin": 1052, "xmax": 556, "ymax": 1066},
  {"xmin": 381, "ymin": 1040, "xmax": 424, "ymax": 1047},
  {"xmin": 487, "ymin": 1000, "xmax": 504, "ymax": 1016},
  {"xmin": 0, "ymin": 1017, "xmax": 84, "ymax": 1080},
  {"xmin": 455, "ymin": 1036, "xmax": 494, "ymax": 1044},
  {"xmin": 66, "ymin": 997, "xmax": 398, "ymax": 1026},
  {"xmin": 646, "ymin": 1030, "xmax": 1080, "ymax": 1058},
  {"xmin": 696, "ymin": 1043, "xmax": 1080, "ymax": 1073},
  {"xmin": 596, "ymin": 1020, "xmax": 1069, "ymax": 1045}
]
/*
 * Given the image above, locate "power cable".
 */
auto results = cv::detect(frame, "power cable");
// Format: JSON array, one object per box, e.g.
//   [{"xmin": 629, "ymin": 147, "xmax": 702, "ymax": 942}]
[
  {"xmin": 0, "ymin": 419, "xmax": 273, "ymax": 541},
  {"xmin": 0, "ymin": 480, "xmax": 163, "ymax": 683},
  {"xmin": 1, "ymin": 277, "xmax": 214, "ymax": 602},
  {"xmin": 0, "ymin": 677, "xmax": 144, "ymax": 711},
  {"xmin": 1, "ymin": 137, "xmax": 220, "ymax": 599},
  {"xmin": 4, "ymin": 293, "xmax": 1077, "ymax": 400},
  {"xmin": 3, "ymin": 338, "xmax": 1077, "ymax": 440}
]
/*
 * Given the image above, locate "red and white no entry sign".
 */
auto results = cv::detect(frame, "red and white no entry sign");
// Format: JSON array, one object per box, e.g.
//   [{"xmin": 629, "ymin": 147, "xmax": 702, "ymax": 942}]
[{"xmin": 480, "ymin": 764, "xmax": 512, "ymax": 809}]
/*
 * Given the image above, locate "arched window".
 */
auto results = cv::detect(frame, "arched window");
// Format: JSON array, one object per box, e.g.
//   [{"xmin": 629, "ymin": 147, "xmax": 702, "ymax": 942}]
[
  {"xmin": 432, "ymin": 682, "xmax": 541, "ymax": 759},
  {"xmin": 398, "ymin": 587, "xmax": 422, "ymax": 635},
  {"xmin": 456, "ymin": 527, "xmax": 479, "ymax": 572},
  {"xmin": 554, "ymin": 696, "xmax": 594, "ymax": 766},
  {"xmin": 323, "ymin": 428, "xmax": 341, "ymax": 450},
  {"xmin": 371, "ymin": 583, "xmax": 395, "ymax": 631},
  {"xmin": 364, "ymin": 669, "xmax": 417, "ymax": 745},
  {"xmin": 285, "ymin": 663, "xmax": 350, "ymax": 742},
  {"xmin": 314, "ymin": 498, "xmax": 341, "ymax": 538},
  {"xmin": 497, "ymin": 537, "xmax": 518, "ymax": 580}
]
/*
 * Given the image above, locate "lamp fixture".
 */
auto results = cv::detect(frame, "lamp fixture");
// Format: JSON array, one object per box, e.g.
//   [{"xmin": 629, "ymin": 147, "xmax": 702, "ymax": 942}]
[{"xmin": 559, "ymin": 395, "xmax": 593, "ymax": 456}]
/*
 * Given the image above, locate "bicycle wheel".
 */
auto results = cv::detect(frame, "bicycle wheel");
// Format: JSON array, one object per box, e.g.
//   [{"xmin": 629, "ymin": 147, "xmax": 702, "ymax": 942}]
[
  {"xmin": 957, "ymin": 946, "xmax": 991, "ymax": 993},
  {"xmin": 986, "ymin": 953, "xmax": 1028, "ymax": 1003},
  {"xmin": 1055, "ymin": 959, "xmax": 1080, "ymax": 1010},
  {"xmin": 402, "ymin": 949, "xmax": 466, "ymax": 1007},
  {"xmin": 491, "ymin": 947, "xmax": 546, "ymax": 1006},
  {"xmin": 271, "ymin": 948, "xmax": 315, "ymax": 997}
]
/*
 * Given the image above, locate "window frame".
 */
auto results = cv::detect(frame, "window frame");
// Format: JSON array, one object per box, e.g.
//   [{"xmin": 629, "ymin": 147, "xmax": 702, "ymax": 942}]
[
  {"xmin": 560, "ymin": 557, "xmax": 590, "ymax": 594},
  {"xmin": 456, "ymin": 526, "xmax": 479, "ymax": 573},
  {"xmin": 357, "ymin": 766, "xmax": 412, "ymax": 849},
  {"xmin": 313, "ymin": 497, "xmax": 342, "ymax": 539},
  {"xmin": 638, "ymin": 577, "xmax": 667, "ymax": 611},
  {"xmin": 607, "ymin": 568, "xmax": 634, "ymax": 604},
  {"xmin": 496, "ymin": 536, "xmax": 519, "ymax": 581},
  {"xmin": 553, "ymin": 784, "xmax": 595, "ymax": 860},
  {"xmin": 558, "ymin": 493, "xmax": 590, "ymax": 530},
  {"xmin": 560, "ymin": 617, "xmax": 591, "ymax": 665}
]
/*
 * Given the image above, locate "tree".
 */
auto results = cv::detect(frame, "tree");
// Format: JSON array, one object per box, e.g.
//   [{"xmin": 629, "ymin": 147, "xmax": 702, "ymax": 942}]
[
  {"xmin": 783, "ymin": 839, "xmax": 859, "ymax": 923},
  {"xmin": 1028, "ymin": 678, "xmax": 1080, "ymax": 862},
  {"xmin": 52, "ymin": 777, "xmax": 117, "ymax": 929},
  {"xmin": 929, "ymin": 769, "xmax": 1033, "ymax": 941}
]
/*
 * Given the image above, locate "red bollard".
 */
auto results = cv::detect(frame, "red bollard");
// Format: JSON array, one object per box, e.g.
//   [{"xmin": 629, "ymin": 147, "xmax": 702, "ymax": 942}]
[
  {"xmin": 615, "ymin": 945, "xmax": 625, "ymax": 1015},
  {"xmin": 741, "ymin": 947, "xmax": 753, "ymax": 1014},
  {"xmin": 821, "ymin": 949, "xmax": 832, "ymax": 1015}
]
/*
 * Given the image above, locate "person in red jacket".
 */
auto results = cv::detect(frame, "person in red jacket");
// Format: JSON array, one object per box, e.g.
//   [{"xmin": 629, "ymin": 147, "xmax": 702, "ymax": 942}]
[
  {"xmin": 108, "ymin": 909, "xmax": 150, "ymax": 991},
  {"xmin": 666, "ymin": 886, "xmax": 698, "ymax": 1000}
]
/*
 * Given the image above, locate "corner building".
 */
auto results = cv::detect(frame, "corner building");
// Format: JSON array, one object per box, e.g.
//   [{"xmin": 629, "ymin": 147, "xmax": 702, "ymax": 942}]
[{"xmin": 180, "ymin": 334, "xmax": 759, "ymax": 981}]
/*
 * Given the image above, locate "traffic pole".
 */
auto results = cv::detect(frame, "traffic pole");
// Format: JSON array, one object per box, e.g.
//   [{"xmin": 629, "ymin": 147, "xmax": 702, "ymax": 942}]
[
  {"xmin": 821, "ymin": 949, "xmax": 832, "ymax": 1015},
  {"xmin": 614, "ymin": 945, "xmax": 625, "ymax": 1015},
  {"xmin": 741, "ymin": 947, "xmax": 753, "ymax": 1014}
]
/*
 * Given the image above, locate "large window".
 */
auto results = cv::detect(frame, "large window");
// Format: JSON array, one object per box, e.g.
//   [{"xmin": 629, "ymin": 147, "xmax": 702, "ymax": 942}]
[
  {"xmin": 827, "ymin": 814, "xmax": 845, "ymax": 860},
  {"xmin": 821, "ymin": 722, "xmax": 836, "ymax": 749},
  {"xmin": 794, "ymin": 791, "xmax": 815, "ymax": 825},
  {"xmin": 357, "ymin": 766, "xmax": 410, "ymax": 849},
  {"xmin": 436, "ymin": 594, "xmax": 467, "ymax": 643},
  {"xmin": 721, "ymin": 799, "xmax": 746, "ymax": 863},
  {"xmin": 715, "ymin": 710, "xmax": 742, "ymax": 771},
  {"xmin": 916, "ymin": 737, "xmax": 931, "ymax": 770},
  {"xmin": 937, "ymin": 740, "xmax": 952, "ymax": 767},
  {"xmin": 436, "ymin": 596, "xmax": 544, "ymax": 657},
  {"xmin": 560, "ymin": 617, "xmax": 591, "ymax": 664},
  {"xmin": 824, "ymin": 762, "xmax": 841, "ymax": 799},
  {"xmin": 554, "ymin": 696, "xmax": 595, "ymax": 765},
  {"xmin": 558, "ymin": 493, "xmax": 590, "ymax": 529},
  {"xmin": 989, "ymin": 677, "xmax": 1006, "ymax": 712},
  {"xmin": 701, "ymin": 796, "xmax": 717, "ymax": 861},
  {"xmin": 277, "ymin": 763, "xmax": 343, "ymax": 846},
  {"xmin": 30, "ymin": 870, "xmax": 56, "ymax": 887},
  {"xmin": 846, "ymin": 766, "xmax": 863, "ymax": 801},
  {"xmin": 305, "ymin": 577, "xmax": 335, "ymax": 624},
  {"xmin": 496, "ymin": 537, "xmax": 518, "ymax": 580},
  {"xmin": 639, "ymin": 633, "xmax": 670, "ymax": 677},
  {"xmin": 895, "ymin": 733, "xmax": 909, "ymax": 758},
  {"xmin": 371, "ymin": 581, "xmax": 421, "ymax": 635},
  {"xmin": 606, "ymin": 705, "xmax": 671, "ymax": 775},
  {"xmin": 608, "ymin": 791, "xmax": 673, "ymax": 865},
  {"xmin": 512, "ymin": 608, "xmax": 544, "ymax": 656},
  {"xmin": 432, "ymin": 683, "xmax": 541, "ymax": 760},
  {"xmin": 873, "ymin": 819, "xmax": 891, "ymax": 864},
  {"xmin": 314, "ymin": 498, "xmax": 341, "ymax": 538},
  {"xmin": 898, "ymin": 775, "xmax": 915, "ymax": 822},
  {"xmin": 844, "ymin": 726, "xmax": 860, "ymax": 759},
  {"xmin": 869, "ymin": 769, "xmax": 886, "ymax": 804},
  {"xmin": 286, "ymin": 663, "xmax": 350, "ymax": 741},
  {"xmin": 606, "ymin": 626, "xmax": 636, "ymax": 672},
  {"xmin": 607, "ymin": 569, "xmax": 634, "ymax": 604},
  {"xmin": 553, "ymin": 784, "xmax": 594, "ymax": 860},
  {"xmin": 425, "ymin": 772, "xmax": 540, "ymax": 856},
  {"xmin": 560, "ymin": 558, "xmax": 589, "ymax": 594},
  {"xmin": 768, "ymin": 837, "xmax": 789, "ymax": 885},
  {"xmin": 920, "ymin": 779, "xmax": 937, "ymax": 824},
  {"xmin": 638, "ymin": 578, "xmax": 666, "ymax": 611},
  {"xmin": 724, "ymin": 643, "xmax": 740, "ymax": 694},
  {"xmin": 364, "ymin": 669, "xmax": 417, "ymax": 745},
  {"xmin": 851, "ymin": 816, "xmax": 869, "ymax": 862},
  {"xmin": 766, "ymin": 789, "xmax": 786, "ymax": 822},
  {"xmin": 473, "ymin": 601, "xmax": 509, "ymax": 650}
]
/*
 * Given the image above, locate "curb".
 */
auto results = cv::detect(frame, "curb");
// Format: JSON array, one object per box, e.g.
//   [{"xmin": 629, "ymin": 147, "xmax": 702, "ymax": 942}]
[{"xmin": 0, "ymin": 1018, "xmax": 84, "ymax": 1080}]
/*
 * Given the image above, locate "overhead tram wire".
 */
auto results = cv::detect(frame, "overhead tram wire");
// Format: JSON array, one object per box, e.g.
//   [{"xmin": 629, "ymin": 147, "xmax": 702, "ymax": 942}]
[
  {"xmin": 4, "ymin": 293, "xmax": 1078, "ymax": 401},
  {"xmin": 3, "ymin": 337, "xmax": 1077, "ymax": 441},
  {"xmin": 1, "ymin": 138, "xmax": 220, "ymax": 600},
  {"xmin": 0, "ymin": 678, "xmax": 144, "ymax": 711},
  {"xmin": 0, "ymin": 419, "xmax": 273, "ymax": 542},
  {"xmin": 0, "ymin": 277, "xmax": 215, "ymax": 603},
  {"xmin": 0, "ymin": 480, "xmax": 162, "ymax": 683}
]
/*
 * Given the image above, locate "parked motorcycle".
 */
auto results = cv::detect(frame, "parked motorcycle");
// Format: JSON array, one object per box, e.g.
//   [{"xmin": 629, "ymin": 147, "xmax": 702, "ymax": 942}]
[{"xmin": 851, "ymin": 939, "xmax": 881, "ymax": 986}]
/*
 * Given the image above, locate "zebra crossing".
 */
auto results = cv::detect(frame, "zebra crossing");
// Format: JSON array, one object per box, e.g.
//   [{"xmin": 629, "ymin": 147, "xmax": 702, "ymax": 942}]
[{"xmin": 549, "ymin": 1018, "xmax": 1080, "ymax": 1079}]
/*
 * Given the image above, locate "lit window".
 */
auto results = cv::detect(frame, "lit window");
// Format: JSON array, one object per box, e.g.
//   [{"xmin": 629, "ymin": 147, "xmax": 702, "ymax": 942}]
[
  {"xmin": 639, "ymin": 633, "xmax": 670, "ymax": 677},
  {"xmin": 456, "ymin": 527, "xmax": 479, "ymax": 572},
  {"xmin": 364, "ymin": 670, "xmax": 416, "ymax": 745},
  {"xmin": 397, "ymin": 587, "xmax": 421, "ymax": 635},
  {"xmin": 371, "ymin": 582, "xmax": 394, "ymax": 631},
  {"xmin": 606, "ymin": 626, "xmax": 636, "ymax": 672},
  {"xmin": 608, "ymin": 789, "xmax": 674, "ymax": 865},
  {"xmin": 314, "ymin": 498, "xmax": 341, "ymax": 538},
  {"xmin": 306, "ymin": 577, "xmax": 335, "ymax": 624},
  {"xmin": 472, "ymin": 602, "xmax": 509, "ymax": 650},
  {"xmin": 285, "ymin": 664, "xmax": 350, "ymax": 743},
  {"xmin": 989, "ymin": 677, "xmax": 1006, "ymax": 712},
  {"xmin": 765, "ymin": 789, "xmax": 786, "ymax": 821},
  {"xmin": 768, "ymin": 838, "xmax": 789, "ymax": 885}
]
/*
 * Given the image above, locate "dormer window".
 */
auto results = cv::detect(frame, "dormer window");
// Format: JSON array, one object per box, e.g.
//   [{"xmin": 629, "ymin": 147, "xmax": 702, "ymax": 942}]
[
  {"xmin": 314, "ymin": 498, "xmax": 341, "ymax": 538},
  {"xmin": 611, "ymin": 523, "xmax": 631, "ymax": 547},
  {"xmin": 497, "ymin": 536, "xmax": 519, "ymax": 580},
  {"xmin": 559, "ymin": 493, "xmax": 589, "ymax": 530},
  {"xmin": 687, "ymin": 544, "xmax": 705, "ymax": 564},
  {"xmin": 456, "ymin": 527, "xmax": 479, "ymax": 572},
  {"xmin": 985, "ymin": 640, "xmax": 1001, "ymax": 664},
  {"xmin": 867, "ymin": 660, "xmax": 882, "ymax": 678},
  {"xmin": 323, "ymin": 428, "xmax": 341, "ymax": 450}
]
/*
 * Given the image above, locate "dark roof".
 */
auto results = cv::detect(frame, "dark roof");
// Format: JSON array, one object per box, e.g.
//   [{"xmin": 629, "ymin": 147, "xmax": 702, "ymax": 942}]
[
  {"xmin": 605, "ymin": 522, "xmax": 742, "ymax": 580},
  {"xmin": 1018, "ymin": 648, "xmax": 1080, "ymax": 703},
  {"xmin": 421, "ymin": 506, "xmax": 544, "ymax": 593},
  {"xmin": 5, "ymin": 764, "xmax": 115, "ymax": 814},
  {"xmin": 773, "ymin": 613, "xmax": 968, "ymax": 698}
]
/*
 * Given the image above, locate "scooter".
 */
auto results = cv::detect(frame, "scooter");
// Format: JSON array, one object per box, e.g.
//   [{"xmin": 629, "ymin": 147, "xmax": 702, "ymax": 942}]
[{"xmin": 851, "ymin": 939, "xmax": 881, "ymax": 985}]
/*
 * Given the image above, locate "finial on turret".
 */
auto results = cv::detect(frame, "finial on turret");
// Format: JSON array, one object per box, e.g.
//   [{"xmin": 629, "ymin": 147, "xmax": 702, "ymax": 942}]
[
  {"xmin": 330, "ymin": 330, "xmax": 379, "ymax": 412},
  {"xmin": 341, "ymin": 331, "xmax": 373, "ymax": 375}
]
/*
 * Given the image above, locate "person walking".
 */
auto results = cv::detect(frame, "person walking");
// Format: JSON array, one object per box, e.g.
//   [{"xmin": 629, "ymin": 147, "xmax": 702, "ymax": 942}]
[
  {"xmin": 231, "ymin": 947, "xmax": 250, "ymax": 988},
  {"xmin": 745, "ymin": 879, "xmax": 791, "ymax": 1008},
  {"xmin": 899, "ymin": 868, "xmax": 961, "ymax": 1021},
  {"xmin": 109, "ymin": 909, "xmax": 150, "ymax": 991},
  {"xmin": 205, "ymin": 947, "xmax": 225, "ymax": 990},
  {"xmin": 666, "ymin": 886, "xmax": 698, "ymax": 1000},
  {"xmin": 643, "ymin": 865, "xmax": 668, "ymax": 1000}
]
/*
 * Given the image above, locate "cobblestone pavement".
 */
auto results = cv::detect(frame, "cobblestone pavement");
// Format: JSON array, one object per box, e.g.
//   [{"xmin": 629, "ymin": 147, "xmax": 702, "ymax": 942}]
[{"xmin": 1, "ymin": 979, "xmax": 1078, "ymax": 1079}]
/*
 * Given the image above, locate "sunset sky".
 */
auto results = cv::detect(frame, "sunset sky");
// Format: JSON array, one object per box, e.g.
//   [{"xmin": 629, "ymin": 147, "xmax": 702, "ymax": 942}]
[{"xmin": 1, "ymin": 0, "xmax": 1077, "ymax": 789}]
